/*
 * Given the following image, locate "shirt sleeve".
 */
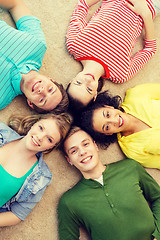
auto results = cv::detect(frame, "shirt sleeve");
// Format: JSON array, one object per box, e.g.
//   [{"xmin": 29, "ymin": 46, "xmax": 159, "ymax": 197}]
[
  {"xmin": 136, "ymin": 163, "xmax": 160, "ymax": 240},
  {"xmin": 66, "ymin": 0, "xmax": 89, "ymax": 43},
  {"xmin": 0, "ymin": 122, "xmax": 20, "ymax": 147},
  {"xmin": 16, "ymin": 15, "xmax": 46, "ymax": 45},
  {"xmin": 127, "ymin": 39, "xmax": 157, "ymax": 81},
  {"xmin": 58, "ymin": 195, "xmax": 81, "ymax": 240},
  {"xmin": 125, "ymin": 83, "xmax": 160, "ymax": 100}
]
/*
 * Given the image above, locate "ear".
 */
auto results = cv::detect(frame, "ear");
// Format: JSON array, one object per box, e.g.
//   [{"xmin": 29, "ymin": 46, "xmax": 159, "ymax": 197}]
[
  {"xmin": 65, "ymin": 155, "xmax": 73, "ymax": 165},
  {"xmin": 27, "ymin": 99, "xmax": 34, "ymax": 109},
  {"xmin": 104, "ymin": 105, "xmax": 114, "ymax": 109},
  {"xmin": 93, "ymin": 141, "xmax": 99, "ymax": 152}
]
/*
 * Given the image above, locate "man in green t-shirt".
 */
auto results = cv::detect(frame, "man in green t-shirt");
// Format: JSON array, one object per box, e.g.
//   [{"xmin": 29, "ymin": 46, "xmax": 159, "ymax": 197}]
[{"xmin": 58, "ymin": 126, "xmax": 160, "ymax": 240}]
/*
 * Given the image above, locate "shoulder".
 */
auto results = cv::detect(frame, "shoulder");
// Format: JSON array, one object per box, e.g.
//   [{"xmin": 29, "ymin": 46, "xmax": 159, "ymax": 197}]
[
  {"xmin": 109, "ymin": 158, "xmax": 139, "ymax": 171},
  {"xmin": 125, "ymin": 83, "xmax": 152, "ymax": 98},
  {"xmin": 16, "ymin": 15, "xmax": 47, "ymax": 47},
  {"xmin": 59, "ymin": 180, "xmax": 83, "ymax": 205},
  {"xmin": 0, "ymin": 122, "xmax": 21, "ymax": 145}
]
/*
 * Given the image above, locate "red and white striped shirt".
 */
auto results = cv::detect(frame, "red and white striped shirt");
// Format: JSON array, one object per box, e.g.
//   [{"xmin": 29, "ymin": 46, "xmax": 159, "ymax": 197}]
[{"xmin": 66, "ymin": 0, "xmax": 157, "ymax": 83}]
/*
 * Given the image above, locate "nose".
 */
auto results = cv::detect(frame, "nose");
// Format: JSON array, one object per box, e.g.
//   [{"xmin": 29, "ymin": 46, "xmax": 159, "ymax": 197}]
[
  {"xmin": 108, "ymin": 115, "xmax": 118, "ymax": 125},
  {"xmin": 85, "ymin": 76, "xmax": 92, "ymax": 84},
  {"xmin": 37, "ymin": 132, "xmax": 45, "ymax": 142},
  {"xmin": 79, "ymin": 147, "xmax": 87, "ymax": 156},
  {"xmin": 38, "ymin": 86, "xmax": 47, "ymax": 95}
]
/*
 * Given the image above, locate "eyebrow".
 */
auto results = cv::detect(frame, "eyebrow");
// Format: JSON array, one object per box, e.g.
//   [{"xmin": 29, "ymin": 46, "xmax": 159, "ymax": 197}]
[
  {"xmin": 102, "ymin": 111, "xmax": 106, "ymax": 132},
  {"xmin": 102, "ymin": 124, "xmax": 105, "ymax": 132},
  {"xmin": 42, "ymin": 88, "xmax": 57, "ymax": 107},
  {"xmin": 42, "ymin": 123, "xmax": 54, "ymax": 141},
  {"xmin": 67, "ymin": 138, "xmax": 90, "ymax": 153}
]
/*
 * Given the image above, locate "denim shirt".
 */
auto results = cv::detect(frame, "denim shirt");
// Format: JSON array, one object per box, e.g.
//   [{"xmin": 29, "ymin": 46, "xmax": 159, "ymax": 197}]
[{"xmin": 0, "ymin": 122, "xmax": 52, "ymax": 220}]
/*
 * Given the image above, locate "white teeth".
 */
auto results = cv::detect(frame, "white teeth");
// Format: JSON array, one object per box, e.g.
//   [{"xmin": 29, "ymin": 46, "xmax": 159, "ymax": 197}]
[
  {"xmin": 82, "ymin": 157, "xmax": 91, "ymax": 163},
  {"xmin": 32, "ymin": 137, "xmax": 39, "ymax": 146},
  {"xmin": 119, "ymin": 116, "xmax": 122, "ymax": 127}
]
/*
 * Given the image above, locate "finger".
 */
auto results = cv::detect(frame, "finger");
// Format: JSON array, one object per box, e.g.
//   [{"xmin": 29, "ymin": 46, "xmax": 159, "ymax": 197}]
[{"xmin": 125, "ymin": 2, "xmax": 135, "ymax": 11}]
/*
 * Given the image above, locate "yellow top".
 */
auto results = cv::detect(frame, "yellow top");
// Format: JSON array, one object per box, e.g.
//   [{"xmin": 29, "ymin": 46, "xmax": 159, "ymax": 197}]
[{"xmin": 117, "ymin": 83, "xmax": 160, "ymax": 169}]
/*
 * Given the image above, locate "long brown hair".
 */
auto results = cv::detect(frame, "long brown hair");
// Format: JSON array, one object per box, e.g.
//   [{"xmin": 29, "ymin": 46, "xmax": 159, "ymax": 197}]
[{"xmin": 8, "ymin": 113, "xmax": 72, "ymax": 152}]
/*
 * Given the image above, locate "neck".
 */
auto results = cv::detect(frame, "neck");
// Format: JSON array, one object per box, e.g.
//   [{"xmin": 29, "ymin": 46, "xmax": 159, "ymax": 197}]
[
  {"xmin": 81, "ymin": 60, "xmax": 105, "ymax": 81},
  {"xmin": 15, "ymin": 137, "xmax": 38, "ymax": 159},
  {"xmin": 82, "ymin": 162, "xmax": 106, "ymax": 180},
  {"xmin": 121, "ymin": 113, "xmax": 139, "ymax": 137}
]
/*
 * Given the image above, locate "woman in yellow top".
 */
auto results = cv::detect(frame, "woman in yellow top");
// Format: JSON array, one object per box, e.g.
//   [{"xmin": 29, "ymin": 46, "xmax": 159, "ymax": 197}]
[{"xmin": 79, "ymin": 83, "xmax": 160, "ymax": 169}]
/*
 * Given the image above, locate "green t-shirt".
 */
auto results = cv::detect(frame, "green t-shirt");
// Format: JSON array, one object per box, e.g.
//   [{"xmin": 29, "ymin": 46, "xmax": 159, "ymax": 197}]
[{"xmin": 58, "ymin": 159, "xmax": 160, "ymax": 240}]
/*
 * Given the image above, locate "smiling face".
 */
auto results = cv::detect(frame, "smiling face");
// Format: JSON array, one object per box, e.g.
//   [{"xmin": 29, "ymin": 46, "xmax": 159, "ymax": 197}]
[
  {"xmin": 92, "ymin": 106, "xmax": 127, "ymax": 135},
  {"xmin": 22, "ymin": 73, "xmax": 62, "ymax": 111},
  {"xmin": 68, "ymin": 72, "xmax": 98, "ymax": 106},
  {"xmin": 64, "ymin": 130, "xmax": 100, "ymax": 177},
  {"xmin": 25, "ymin": 118, "xmax": 61, "ymax": 153}
]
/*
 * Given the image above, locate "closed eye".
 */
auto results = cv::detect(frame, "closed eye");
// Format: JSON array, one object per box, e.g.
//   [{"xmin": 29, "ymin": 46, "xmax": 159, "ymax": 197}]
[
  {"xmin": 74, "ymin": 80, "xmax": 82, "ymax": 86},
  {"xmin": 87, "ymin": 87, "xmax": 92, "ymax": 93},
  {"xmin": 48, "ymin": 137, "xmax": 53, "ymax": 143},
  {"xmin": 48, "ymin": 87, "xmax": 53, "ymax": 92}
]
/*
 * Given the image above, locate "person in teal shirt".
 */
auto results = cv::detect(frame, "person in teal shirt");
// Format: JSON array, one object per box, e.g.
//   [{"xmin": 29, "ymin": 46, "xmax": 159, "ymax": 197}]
[
  {"xmin": 0, "ymin": 0, "xmax": 68, "ymax": 114},
  {"xmin": 58, "ymin": 126, "xmax": 160, "ymax": 240}
]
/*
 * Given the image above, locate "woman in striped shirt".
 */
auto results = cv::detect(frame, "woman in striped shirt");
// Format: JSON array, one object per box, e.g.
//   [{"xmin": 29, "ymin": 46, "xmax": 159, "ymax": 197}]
[{"xmin": 66, "ymin": 0, "xmax": 158, "ymax": 111}]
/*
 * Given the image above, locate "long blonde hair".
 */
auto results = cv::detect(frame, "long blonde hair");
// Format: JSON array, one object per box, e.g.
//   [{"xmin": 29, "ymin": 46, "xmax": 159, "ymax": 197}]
[{"xmin": 8, "ymin": 113, "xmax": 72, "ymax": 152}]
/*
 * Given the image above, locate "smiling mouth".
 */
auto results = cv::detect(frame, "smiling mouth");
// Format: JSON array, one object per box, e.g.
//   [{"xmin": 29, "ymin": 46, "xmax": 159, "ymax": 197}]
[
  {"xmin": 31, "ymin": 136, "xmax": 40, "ymax": 146},
  {"xmin": 85, "ymin": 74, "xmax": 95, "ymax": 81},
  {"xmin": 119, "ymin": 116, "xmax": 124, "ymax": 127},
  {"xmin": 81, "ymin": 156, "xmax": 92, "ymax": 163},
  {"xmin": 32, "ymin": 81, "xmax": 41, "ymax": 92}
]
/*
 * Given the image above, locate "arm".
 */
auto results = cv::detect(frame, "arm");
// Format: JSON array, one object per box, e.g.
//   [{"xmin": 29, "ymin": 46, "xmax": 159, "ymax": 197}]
[
  {"xmin": 0, "ymin": 0, "xmax": 32, "ymax": 23},
  {"xmin": 137, "ymin": 163, "xmax": 160, "ymax": 240},
  {"xmin": 66, "ymin": 0, "xmax": 89, "ymax": 43},
  {"xmin": 86, "ymin": 0, "xmax": 100, "ymax": 7},
  {"xmin": 125, "ymin": 0, "xmax": 155, "ymax": 41},
  {"xmin": 124, "ymin": 0, "xmax": 157, "ymax": 81},
  {"xmin": 58, "ymin": 196, "xmax": 80, "ymax": 240},
  {"xmin": 0, "ymin": 211, "xmax": 21, "ymax": 227}
]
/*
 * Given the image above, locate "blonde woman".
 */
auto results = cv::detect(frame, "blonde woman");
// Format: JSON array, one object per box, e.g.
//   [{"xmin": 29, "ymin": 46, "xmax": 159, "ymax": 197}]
[{"xmin": 0, "ymin": 113, "xmax": 71, "ymax": 226}]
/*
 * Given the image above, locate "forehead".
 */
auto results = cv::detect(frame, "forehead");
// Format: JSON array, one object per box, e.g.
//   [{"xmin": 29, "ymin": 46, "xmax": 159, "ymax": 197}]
[{"xmin": 64, "ymin": 130, "xmax": 92, "ymax": 150}]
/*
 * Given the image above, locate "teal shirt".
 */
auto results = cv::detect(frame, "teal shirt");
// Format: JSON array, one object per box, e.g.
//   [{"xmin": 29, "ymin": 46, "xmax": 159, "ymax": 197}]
[
  {"xmin": 58, "ymin": 159, "xmax": 160, "ymax": 240},
  {"xmin": 0, "ymin": 161, "xmax": 38, "ymax": 207},
  {"xmin": 0, "ymin": 15, "xmax": 47, "ymax": 109}
]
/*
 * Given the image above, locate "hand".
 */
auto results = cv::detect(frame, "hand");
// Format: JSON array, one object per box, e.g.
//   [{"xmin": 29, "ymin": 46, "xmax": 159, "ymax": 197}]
[
  {"xmin": 86, "ymin": 0, "xmax": 100, "ymax": 7},
  {"xmin": 0, "ymin": 0, "xmax": 19, "ymax": 10},
  {"xmin": 125, "ymin": 0, "xmax": 151, "ymax": 19}
]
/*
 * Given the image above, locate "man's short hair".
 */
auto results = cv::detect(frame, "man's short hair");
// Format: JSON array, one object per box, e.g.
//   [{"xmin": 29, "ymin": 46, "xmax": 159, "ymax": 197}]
[{"xmin": 31, "ymin": 82, "xmax": 69, "ymax": 114}]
